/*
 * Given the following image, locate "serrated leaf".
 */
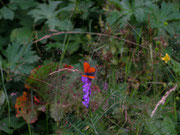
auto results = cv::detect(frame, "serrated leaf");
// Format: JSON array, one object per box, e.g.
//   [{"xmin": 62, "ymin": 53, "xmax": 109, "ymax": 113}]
[
  {"xmin": 45, "ymin": 17, "xmax": 61, "ymax": 30},
  {"xmin": 148, "ymin": 2, "xmax": 180, "ymax": 36},
  {"xmin": 28, "ymin": 1, "xmax": 62, "ymax": 29},
  {"xmin": 107, "ymin": 0, "xmax": 151, "ymax": 28},
  {"xmin": 0, "ymin": 6, "xmax": 14, "ymax": 20},
  {"xmin": 10, "ymin": 27, "xmax": 33, "ymax": 43},
  {"xmin": 3, "ymin": 42, "xmax": 40, "ymax": 75}
]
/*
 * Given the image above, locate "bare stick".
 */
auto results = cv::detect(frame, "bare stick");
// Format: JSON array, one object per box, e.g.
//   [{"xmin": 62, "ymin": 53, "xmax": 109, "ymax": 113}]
[
  {"xmin": 151, "ymin": 84, "xmax": 177, "ymax": 117},
  {"xmin": 33, "ymin": 31, "xmax": 147, "ymax": 49},
  {"xmin": 49, "ymin": 68, "xmax": 82, "ymax": 76}
]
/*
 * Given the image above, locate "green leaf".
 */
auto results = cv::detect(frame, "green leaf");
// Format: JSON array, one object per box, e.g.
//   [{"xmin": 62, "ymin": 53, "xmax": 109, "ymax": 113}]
[
  {"xmin": 148, "ymin": 2, "xmax": 180, "ymax": 36},
  {"xmin": 28, "ymin": 1, "xmax": 62, "ymax": 29},
  {"xmin": 10, "ymin": 27, "xmax": 33, "ymax": 43},
  {"xmin": 0, "ymin": 6, "xmax": 14, "ymax": 20},
  {"xmin": 107, "ymin": 10, "xmax": 121, "ymax": 26},
  {"xmin": 0, "ymin": 90, "xmax": 5, "ymax": 107},
  {"xmin": 3, "ymin": 42, "xmax": 40, "ymax": 75},
  {"xmin": 107, "ymin": 0, "xmax": 152, "ymax": 28},
  {"xmin": 58, "ymin": 19, "xmax": 73, "ymax": 31},
  {"xmin": 67, "ymin": 43, "xmax": 80, "ymax": 55},
  {"xmin": 45, "ymin": 42, "xmax": 63, "ymax": 51},
  {"xmin": 0, "ymin": 116, "xmax": 25, "ymax": 134},
  {"xmin": 60, "ymin": 3, "xmax": 75, "ymax": 12},
  {"xmin": 146, "ymin": 116, "xmax": 177, "ymax": 135},
  {"xmin": 161, "ymin": 117, "xmax": 177, "ymax": 135},
  {"xmin": 171, "ymin": 60, "xmax": 180, "ymax": 76},
  {"xmin": 9, "ymin": 0, "xmax": 38, "ymax": 10},
  {"xmin": 67, "ymin": 36, "xmax": 81, "ymax": 54}
]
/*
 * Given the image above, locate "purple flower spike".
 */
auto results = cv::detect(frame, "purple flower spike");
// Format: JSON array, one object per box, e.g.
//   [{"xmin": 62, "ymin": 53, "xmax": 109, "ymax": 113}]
[
  {"xmin": 81, "ymin": 76, "xmax": 92, "ymax": 108},
  {"xmin": 103, "ymin": 82, "xmax": 108, "ymax": 90}
]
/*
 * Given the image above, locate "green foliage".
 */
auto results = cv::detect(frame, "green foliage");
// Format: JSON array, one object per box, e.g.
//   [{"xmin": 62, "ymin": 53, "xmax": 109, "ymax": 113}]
[
  {"xmin": 171, "ymin": 60, "xmax": 180, "ymax": 77},
  {"xmin": 2, "ymin": 42, "xmax": 39, "ymax": 75},
  {"xmin": 0, "ymin": 0, "xmax": 179, "ymax": 134},
  {"xmin": 0, "ymin": 116, "xmax": 25, "ymax": 134},
  {"xmin": 0, "ymin": 6, "xmax": 14, "ymax": 20},
  {"xmin": 10, "ymin": 27, "xmax": 33, "ymax": 43},
  {"xmin": 107, "ymin": 0, "xmax": 180, "ymax": 37},
  {"xmin": 146, "ymin": 116, "xmax": 177, "ymax": 135},
  {"xmin": 107, "ymin": 0, "xmax": 154, "ymax": 28},
  {"xmin": 148, "ymin": 1, "xmax": 180, "ymax": 36},
  {"xmin": 9, "ymin": 0, "xmax": 38, "ymax": 10},
  {"xmin": 28, "ymin": 1, "xmax": 73, "ymax": 30}
]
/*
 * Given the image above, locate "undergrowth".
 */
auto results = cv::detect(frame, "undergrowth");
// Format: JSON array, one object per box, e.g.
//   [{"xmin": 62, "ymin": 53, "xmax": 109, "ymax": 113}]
[{"xmin": 0, "ymin": 0, "xmax": 180, "ymax": 135}]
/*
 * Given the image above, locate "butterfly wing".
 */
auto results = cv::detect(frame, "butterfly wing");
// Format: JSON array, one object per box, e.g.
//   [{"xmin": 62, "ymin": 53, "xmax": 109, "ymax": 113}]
[
  {"xmin": 83, "ymin": 62, "xmax": 96, "ymax": 79},
  {"xmin": 83, "ymin": 62, "xmax": 90, "ymax": 73},
  {"xmin": 82, "ymin": 75, "xmax": 95, "ymax": 79},
  {"xmin": 87, "ymin": 67, "xmax": 96, "ymax": 73}
]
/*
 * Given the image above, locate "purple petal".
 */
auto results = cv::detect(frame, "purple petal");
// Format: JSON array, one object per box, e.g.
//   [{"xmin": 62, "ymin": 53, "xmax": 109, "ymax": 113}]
[{"xmin": 81, "ymin": 77, "xmax": 88, "ymax": 82}]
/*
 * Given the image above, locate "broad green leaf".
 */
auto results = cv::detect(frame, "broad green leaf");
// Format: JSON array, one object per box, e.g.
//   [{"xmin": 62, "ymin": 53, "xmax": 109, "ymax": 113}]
[
  {"xmin": 3, "ymin": 42, "xmax": 40, "ymax": 75},
  {"xmin": 146, "ymin": 116, "xmax": 177, "ymax": 135},
  {"xmin": 107, "ymin": 0, "xmax": 153, "ymax": 28},
  {"xmin": 148, "ymin": 2, "xmax": 180, "ymax": 36},
  {"xmin": 10, "ymin": 27, "xmax": 33, "ymax": 43},
  {"xmin": 0, "ymin": 6, "xmax": 14, "ymax": 20},
  {"xmin": 28, "ymin": 1, "xmax": 62, "ymax": 29},
  {"xmin": 0, "ymin": 116, "xmax": 25, "ymax": 134}
]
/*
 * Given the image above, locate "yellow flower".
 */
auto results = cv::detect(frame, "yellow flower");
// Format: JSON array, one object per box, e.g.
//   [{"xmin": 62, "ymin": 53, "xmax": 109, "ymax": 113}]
[
  {"xmin": 86, "ymin": 34, "xmax": 91, "ymax": 41},
  {"xmin": 161, "ymin": 53, "xmax": 170, "ymax": 63}
]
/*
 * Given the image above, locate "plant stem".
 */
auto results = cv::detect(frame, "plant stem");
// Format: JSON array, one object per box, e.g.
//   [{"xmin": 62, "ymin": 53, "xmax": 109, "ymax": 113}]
[
  {"xmin": 28, "ymin": 123, "xmax": 32, "ymax": 135},
  {"xmin": 46, "ymin": 105, "xmax": 49, "ymax": 134},
  {"xmin": 0, "ymin": 61, "xmax": 10, "ymax": 124}
]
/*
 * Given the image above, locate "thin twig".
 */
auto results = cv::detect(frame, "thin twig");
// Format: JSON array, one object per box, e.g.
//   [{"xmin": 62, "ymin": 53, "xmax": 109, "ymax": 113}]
[
  {"xmin": 49, "ymin": 68, "xmax": 82, "ymax": 76},
  {"xmin": 33, "ymin": 31, "xmax": 148, "ymax": 49},
  {"xmin": 151, "ymin": 84, "xmax": 177, "ymax": 117}
]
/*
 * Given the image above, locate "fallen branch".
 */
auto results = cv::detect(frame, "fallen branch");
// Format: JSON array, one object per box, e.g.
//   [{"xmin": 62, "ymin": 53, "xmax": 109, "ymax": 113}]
[{"xmin": 151, "ymin": 84, "xmax": 177, "ymax": 117}]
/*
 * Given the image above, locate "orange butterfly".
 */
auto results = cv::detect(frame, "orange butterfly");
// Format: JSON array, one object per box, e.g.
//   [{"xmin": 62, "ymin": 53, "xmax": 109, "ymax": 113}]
[{"xmin": 82, "ymin": 62, "xmax": 96, "ymax": 79}]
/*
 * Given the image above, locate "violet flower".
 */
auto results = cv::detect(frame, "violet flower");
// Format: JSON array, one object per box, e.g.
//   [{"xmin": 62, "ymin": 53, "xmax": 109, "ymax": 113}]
[
  {"xmin": 103, "ymin": 82, "xmax": 108, "ymax": 90},
  {"xmin": 81, "ymin": 76, "xmax": 92, "ymax": 108}
]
